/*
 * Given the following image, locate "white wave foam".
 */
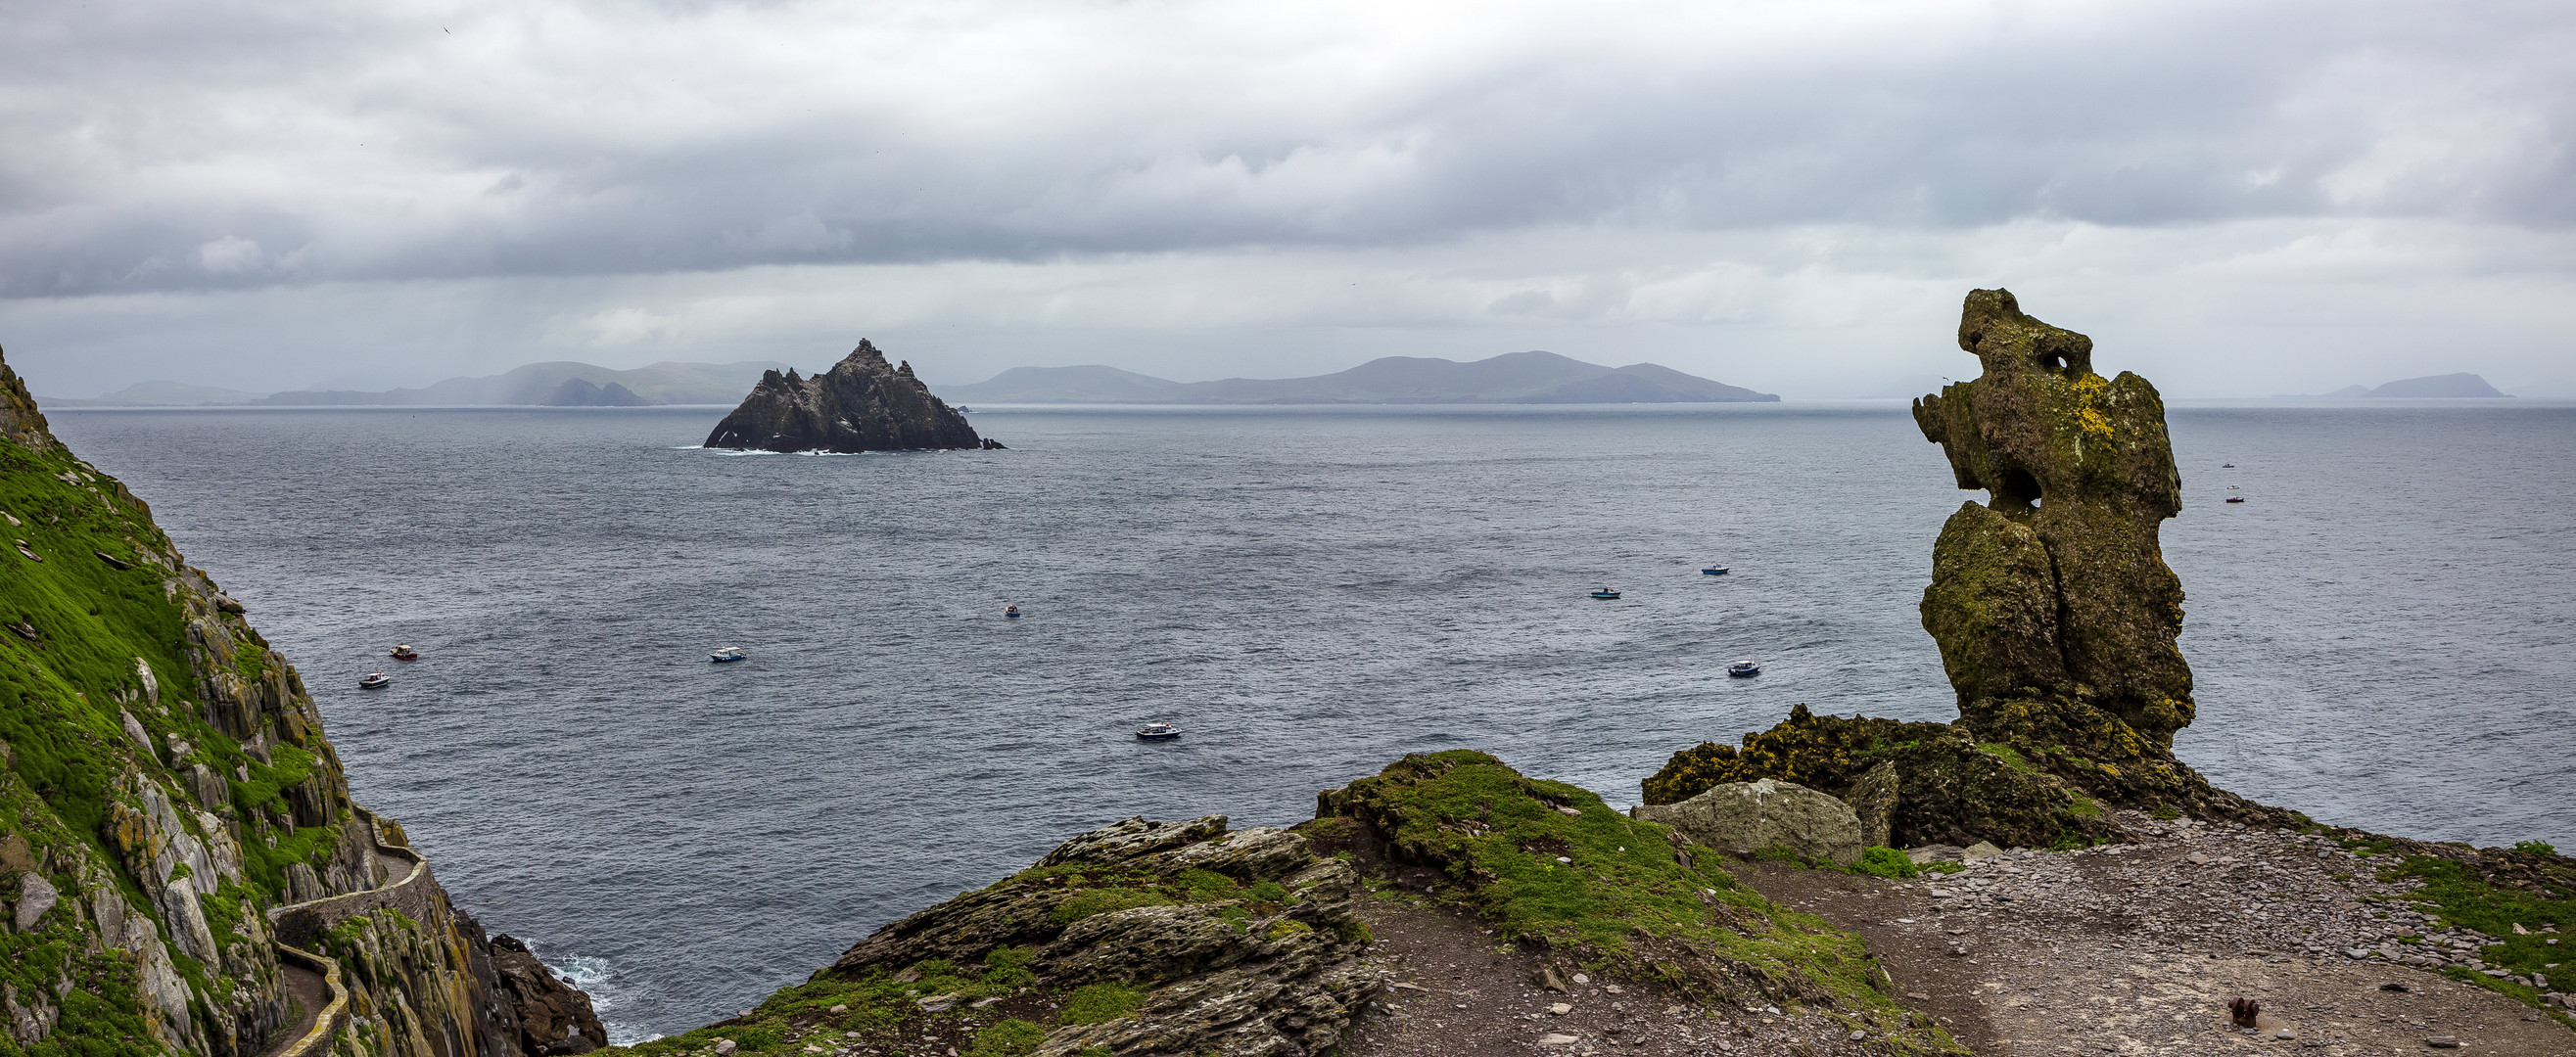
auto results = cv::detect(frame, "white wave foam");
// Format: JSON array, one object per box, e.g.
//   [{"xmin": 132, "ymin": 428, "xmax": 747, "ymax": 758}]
[{"xmin": 542, "ymin": 951, "xmax": 663, "ymax": 1046}]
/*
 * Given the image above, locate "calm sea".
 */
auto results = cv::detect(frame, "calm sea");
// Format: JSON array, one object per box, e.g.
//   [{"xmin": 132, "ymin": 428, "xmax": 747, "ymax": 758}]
[{"xmin": 49, "ymin": 400, "xmax": 2575, "ymax": 1040}]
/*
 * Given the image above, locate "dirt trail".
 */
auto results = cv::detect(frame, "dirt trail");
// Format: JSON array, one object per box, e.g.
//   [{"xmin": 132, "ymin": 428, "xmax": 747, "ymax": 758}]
[
  {"xmin": 264, "ymin": 962, "xmax": 328, "ymax": 1057},
  {"xmin": 1341, "ymin": 894, "xmax": 1894, "ymax": 1057},
  {"xmin": 1736, "ymin": 812, "xmax": 2576, "ymax": 1056}
]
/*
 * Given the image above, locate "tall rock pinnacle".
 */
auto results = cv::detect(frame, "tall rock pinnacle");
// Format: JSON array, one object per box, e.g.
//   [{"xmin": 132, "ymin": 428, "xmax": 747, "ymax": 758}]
[{"xmin": 1912, "ymin": 288, "xmax": 2192, "ymax": 746}]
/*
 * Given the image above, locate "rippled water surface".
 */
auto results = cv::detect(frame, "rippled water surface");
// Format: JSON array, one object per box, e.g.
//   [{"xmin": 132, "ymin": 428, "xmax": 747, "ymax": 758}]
[{"xmin": 49, "ymin": 401, "xmax": 2575, "ymax": 1039}]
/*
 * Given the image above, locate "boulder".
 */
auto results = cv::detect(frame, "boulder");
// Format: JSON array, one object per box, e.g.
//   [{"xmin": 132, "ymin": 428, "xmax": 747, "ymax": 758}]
[
  {"xmin": 1846, "ymin": 760, "xmax": 1898, "ymax": 850},
  {"xmin": 14, "ymin": 873, "xmax": 57, "ymax": 932},
  {"xmin": 1630, "ymin": 779, "xmax": 1863, "ymax": 864},
  {"xmin": 702, "ymin": 340, "xmax": 989, "ymax": 453}
]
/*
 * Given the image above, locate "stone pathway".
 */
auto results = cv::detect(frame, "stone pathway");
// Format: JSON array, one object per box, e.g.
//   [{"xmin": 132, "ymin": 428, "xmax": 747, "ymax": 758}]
[
  {"xmin": 265, "ymin": 962, "xmax": 329, "ymax": 1057},
  {"xmin": 1736, "ymin": 812, "xmax": 2576, "ymax": 1056}
]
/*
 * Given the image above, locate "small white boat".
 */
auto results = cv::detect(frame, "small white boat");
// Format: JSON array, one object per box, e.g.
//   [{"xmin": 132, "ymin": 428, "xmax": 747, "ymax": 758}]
[
  {"xmin": 1727, "ymin": 661, "xmax": 1760, "ymax": 678},
  {"xmin": 709, "ymin": 646, "xmax": 747, "ymax": 664},
  {"xmin": 1136, "ymin": 722, "xmax": 1182, "ymax": 741},
  {"xmin": 358, "ymin": 672, "xmax": 392, "ymax": 689}
]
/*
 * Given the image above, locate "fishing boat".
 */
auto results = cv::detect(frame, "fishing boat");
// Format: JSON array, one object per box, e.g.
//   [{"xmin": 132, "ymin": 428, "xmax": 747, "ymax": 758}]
[
  {"xmin": 389, "ymin": 644, "xmax": 418, "ymax": 661},
  {"xmin": 1702, "ymin": 567, "xmax": 1730, "ymax": 575},
  {"xmin": 2222, "ymin": 463, "xmax": 2235, "ymax": 468},
  {"xmin": 1727, "ymin": 661, "xmax": 1760, "ymax": 677},
  {"xmin": 2225, "ymin": 496, "xmax": 2245, "ymax": 504},
  {"xmin": 1005, "ymin": 605, "xmax": 1021, "ymax": 619},
  {"xmin": 358, "ymin": 672, "xmax": 392, "ymax": 689},
  {"xmin": 1135, "ymin": 722, "xmax": 1182, "ymax": 741},
  {"xmin": 709, "ymin": 646, "xmax": 747, "ymax": 664},
  {"xmin": 1589, "ymin": 588, "xmax": 1621, "ymax": 600}
]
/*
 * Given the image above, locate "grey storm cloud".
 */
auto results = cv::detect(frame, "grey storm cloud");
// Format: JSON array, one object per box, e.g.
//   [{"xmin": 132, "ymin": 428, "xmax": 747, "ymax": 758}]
[{"xmin": 4, "ymin": 0, "xmax": 2570, "ymax": 299}]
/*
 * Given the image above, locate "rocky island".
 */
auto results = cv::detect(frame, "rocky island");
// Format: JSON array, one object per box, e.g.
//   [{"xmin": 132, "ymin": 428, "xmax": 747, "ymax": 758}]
[
  {"xmin": 703, "ymin": 342, "xmax": 999, "ymax": 454},
  {"xmin": 0, "ymin": 346, "xmax": 604, "ymax": 1056}
]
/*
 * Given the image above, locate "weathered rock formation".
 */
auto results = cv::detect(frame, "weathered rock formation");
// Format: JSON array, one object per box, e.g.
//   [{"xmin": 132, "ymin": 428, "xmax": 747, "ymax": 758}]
[
  {"xmin": 669, "ymin": 815, "xmax": 1379, "ymax": 1057},
  {"xmin": 1913, "ymin": 288, "xmax": 2192, "ymax": 745},
  {"xmin": 1631, "ymin": 779, "xmax": 1865, "ymax": 864},
  {"xmin": 702, "ymin": 341, "xmax": 998, "ymax": 453},
  {"xmin": 0, "ymin": 343, "xmax": 594, "ymax": 1055},
  {"xmin": 1645, "ymin": 293, "xmax": 2288, "ymax": 850},
  {"xmin": 488, "ymin": 934, "xmax": 609, "ymax": 1054}
]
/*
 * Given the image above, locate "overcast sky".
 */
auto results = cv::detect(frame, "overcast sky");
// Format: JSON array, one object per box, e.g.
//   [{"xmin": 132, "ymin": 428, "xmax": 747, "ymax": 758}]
[{"xmin": 4, "ymin": 0, "xmax": 2570, "ymax": 398}]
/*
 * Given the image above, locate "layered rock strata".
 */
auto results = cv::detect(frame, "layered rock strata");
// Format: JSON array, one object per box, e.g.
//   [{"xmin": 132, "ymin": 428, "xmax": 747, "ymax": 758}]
[
  {"xmin": 702, "ymin": 341, "xmax": 997, "ymax": 453},
  {"xmin": 817, "ymin": 815, "xmax": 1374, "ymax": 1057},
  {"xmin": 1646, "ymin": 292, "xmax": 2284, "ymax": 850},
  {"xmin": 0, "ymin": 344, "xmax": 599, "ymax": 1055}
]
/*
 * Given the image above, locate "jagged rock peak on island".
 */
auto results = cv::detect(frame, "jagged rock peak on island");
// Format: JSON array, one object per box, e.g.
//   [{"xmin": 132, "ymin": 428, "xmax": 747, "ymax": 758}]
[
  {"xmin": 0, "ymin": 344, "xmax": 603, "ymax": 1056},
  {"xmin": 703, "ymin": 340, "xmax": 1001, "ymax": 453}
]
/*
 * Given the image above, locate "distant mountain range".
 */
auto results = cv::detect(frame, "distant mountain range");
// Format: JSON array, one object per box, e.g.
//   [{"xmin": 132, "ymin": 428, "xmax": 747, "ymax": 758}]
[
  {"xmin": 2288, "ymin": 372, "xmax": 2510, "ymax": 398},
  {"xmin": 42, "ymin": 360, "xmax": 791, "ymax": 407},
  {"xmin": 943, "ymin": 351, "xmax": 1777, "ymax": 404}
]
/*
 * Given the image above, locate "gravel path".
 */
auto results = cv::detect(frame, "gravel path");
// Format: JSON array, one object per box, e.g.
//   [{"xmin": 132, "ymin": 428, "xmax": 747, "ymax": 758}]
[
  {"xmin": 1341, "ymin": 893, "xmax": 1903, "ymax": 1057},
  {"xmin": 1741, "ymin": 812, "xmax": 2576, "ymax": 1056}
]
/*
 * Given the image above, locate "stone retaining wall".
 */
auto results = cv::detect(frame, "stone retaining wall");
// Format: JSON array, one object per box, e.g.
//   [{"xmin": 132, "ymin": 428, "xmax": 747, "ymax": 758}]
[{"xmin": 266, "ymin": 807, "xmax": 437, "ymax": 949}]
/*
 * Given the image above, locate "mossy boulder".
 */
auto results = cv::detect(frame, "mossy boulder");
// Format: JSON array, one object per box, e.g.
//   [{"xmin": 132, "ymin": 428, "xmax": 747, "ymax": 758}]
[{"xmin": 1640, "ymin": 705, "xmax": 2125, "ymax": 849}]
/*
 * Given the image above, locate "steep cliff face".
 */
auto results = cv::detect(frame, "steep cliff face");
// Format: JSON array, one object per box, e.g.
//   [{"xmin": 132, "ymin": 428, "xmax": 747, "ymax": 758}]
[
  {"xmin": 0, "ymin": 345, "xmax": 602, "ymax": 1056},
  {"xmin": 702, "ymin": 342, "xmax": 994, "ymax": 453},
  {"xmin": 1644, "ymin": 292, "xmax": 2284, "ymax": 848}
]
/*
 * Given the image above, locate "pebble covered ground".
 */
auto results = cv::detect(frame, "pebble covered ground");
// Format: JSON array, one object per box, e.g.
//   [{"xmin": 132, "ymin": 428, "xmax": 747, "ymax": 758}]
[
  {"xmin": 1746, "ymin": 811, "xmax": 2576, "ymax": 1056},
  {"xmin": 1342, "ymin": 893, "xmax": 1918, "ymax": 1057}
]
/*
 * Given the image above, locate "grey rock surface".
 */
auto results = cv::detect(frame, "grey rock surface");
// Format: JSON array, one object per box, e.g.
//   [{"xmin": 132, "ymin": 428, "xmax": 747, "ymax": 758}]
[
  {"xmin": 703, "ymin": 340, "xmax": 989, "ymax": 453},
  {"xmin": 14, "ymin": 873, "xmax": 58, "ymax": 932},
  {"xmin": 1631, "ymin": 779, "xmax": 1864, "ymax": 864},
  {"xmin": 1847, "ymin": 760, "xmax": 1899, "ymax": 850},
  {"xmin": 822, "ymin": 815, "xmax": 1374, "ymax": 1057}
]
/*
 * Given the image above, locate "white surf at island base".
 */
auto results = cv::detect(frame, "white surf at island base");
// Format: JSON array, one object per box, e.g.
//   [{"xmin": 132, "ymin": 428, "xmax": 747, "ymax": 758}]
[{"xmin": 50, "ymin": 400, "xmax": 2575, "ymax": 1041}]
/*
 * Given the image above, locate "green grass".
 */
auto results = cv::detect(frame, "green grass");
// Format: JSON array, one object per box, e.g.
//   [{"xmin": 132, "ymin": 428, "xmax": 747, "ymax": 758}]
[
  {"xmin": 0, "ymin": 401, "xmax": 410, "ymax": 1050},
  {"xmin": 1850, "ymin": 847, "xmax": 1921, "ymax": 880},
  {"xmin": 2383, "ymin": 854, "xmax": 2574, "ymax": 1011},
  {"xmin": 965, "ymin": 1019, "xmax": 1046, "ymax": 1057},
  {"xmin": 1318, "ymin": 750, "xmax": 1964, "ymax": 1053},
  {"xmin": 1058, "ymin": 983, "xmax": 1146, "ymax": 1026},
  {"xmin": 1976, "ymin": 744, "xmax": 2036, "ymax": 773}
]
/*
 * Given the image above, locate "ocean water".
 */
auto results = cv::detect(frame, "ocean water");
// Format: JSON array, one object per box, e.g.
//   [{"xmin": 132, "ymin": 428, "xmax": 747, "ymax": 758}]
[{"xmin": 47, "ymin": 400, "xmax": 2575, "ymax": 1040}]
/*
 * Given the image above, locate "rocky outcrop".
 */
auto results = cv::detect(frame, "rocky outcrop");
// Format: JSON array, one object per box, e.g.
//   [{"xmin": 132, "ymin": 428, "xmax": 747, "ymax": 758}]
[
  {"xmin": 1645, "ymin": 292, "xmax": 2290, "ymax": 850},
  {"xmin": 810, "ymin": 815, "xmax": 1373, "ymax": 1057},
  {"xmin": 0, "ymin": 345, "xmax": 50, "ymax": 449},
  {"xmin": 1631, "ymin": 778, "xmax": 1865, "ymax": 864},
  {"xmin": 702, "ymin": 341, "xmax": 996, "ymax": 453},
  {"xmin": 0, "ymin": 343, "xmax": 591, "ymax": 1056},
  {"xmin": 1913, "ymin": 288, "xmax": 2192, "ymax": 746},
  {"xmin": 489, "ymin": 934, "xmax": 608, "ymax": 1055}
]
